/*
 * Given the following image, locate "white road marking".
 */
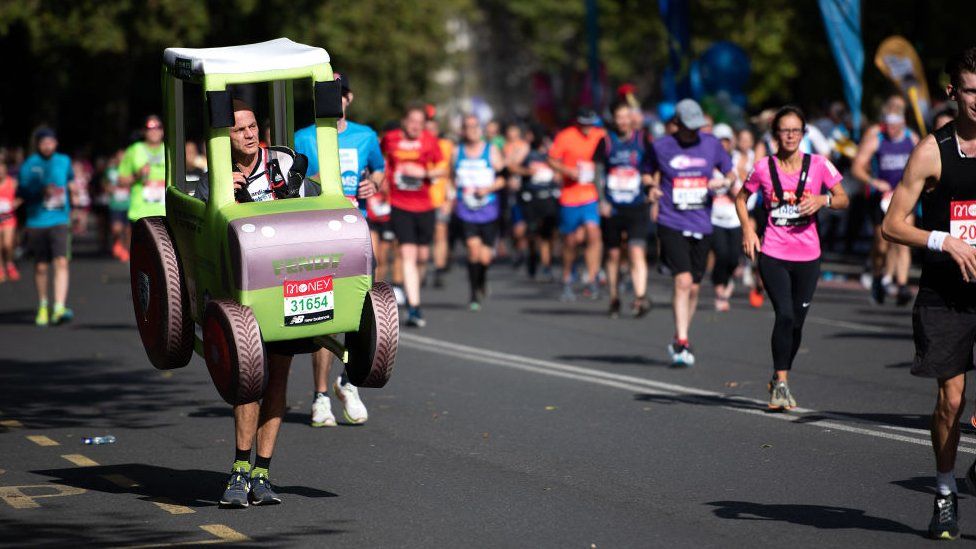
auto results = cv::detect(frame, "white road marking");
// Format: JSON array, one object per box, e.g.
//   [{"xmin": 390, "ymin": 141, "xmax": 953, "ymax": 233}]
[{"xmin": 400, "ymin": 333, "xmax": 976, "ymax": 455}]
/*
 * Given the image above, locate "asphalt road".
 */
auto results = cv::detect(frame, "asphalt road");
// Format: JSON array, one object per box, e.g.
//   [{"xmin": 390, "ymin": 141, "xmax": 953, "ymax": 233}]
[{"xmin": 1, "ymin": 240, "xmax": 973, "ymax": 548}]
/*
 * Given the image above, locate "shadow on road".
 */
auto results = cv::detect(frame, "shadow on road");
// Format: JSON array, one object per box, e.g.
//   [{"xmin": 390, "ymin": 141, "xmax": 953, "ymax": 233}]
[
  {"xmin": 520, "ymin": 307, "xmax": 611, "ymax": 317},
  {"xmin": 0, "ymin": 308, "xmax": 35, "ymax": 325},
  {"xmin": 557, "ymin": 354, "xmax": 670, "ymax": 367},
  {"xmin": 189, "ymin": 405, "xmax": 364, "ymax": 427},
  {"xmin": 32, "ymin": 463, "xmax": 338, "ymax": 508},
  {"xmin": 0, "ymin": 513, "xmax": 345, "ymax": 548},
  {"xmin": 827, "ymin": 331, "xmax": 913, "ymax": 340},
  {"xmin": 704, "ymin": 500, "xmax": 928, "ymax": 538},
  {"xmin": 0, "ymin": 357, "xmax": 199, "ymax": 430}
]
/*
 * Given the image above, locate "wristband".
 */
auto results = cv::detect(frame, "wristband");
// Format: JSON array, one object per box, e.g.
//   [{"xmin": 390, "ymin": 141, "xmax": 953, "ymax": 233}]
[
  {"xmin": 825, "ymin": 194, "xmax": 832, "ymax": 208},
  {"xmin": 928, "ymin": 230, "xmax": 949, "ymax": 252}
]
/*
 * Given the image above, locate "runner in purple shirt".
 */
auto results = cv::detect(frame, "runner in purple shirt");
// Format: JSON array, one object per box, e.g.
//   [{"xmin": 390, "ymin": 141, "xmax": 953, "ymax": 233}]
[{"xmin": 643, "ymin": 99, "xmax": 733, "ymax": 367}]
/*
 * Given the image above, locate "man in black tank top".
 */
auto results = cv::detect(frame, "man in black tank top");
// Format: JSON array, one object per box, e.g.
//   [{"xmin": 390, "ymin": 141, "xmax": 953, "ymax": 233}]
[{"xmin": 882, "ymin": 47, "xmax": 976, "ymax": 540}]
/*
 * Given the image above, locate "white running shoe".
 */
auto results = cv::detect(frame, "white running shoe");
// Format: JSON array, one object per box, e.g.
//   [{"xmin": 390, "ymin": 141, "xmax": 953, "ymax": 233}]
[
  {"xmin": 334, "ymin": 380, "xmax": 368, "ymax": 424},
  {"xmin": 310, "ymin": 393, "xmax": 337, "ymax": 427},
  {"xmin": 392, "ymin": 285, "xmax": 407, "ymax": 307}
]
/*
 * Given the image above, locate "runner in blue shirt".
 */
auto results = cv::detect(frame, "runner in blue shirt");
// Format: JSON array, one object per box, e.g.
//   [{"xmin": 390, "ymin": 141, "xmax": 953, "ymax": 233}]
[
  {"xmin": 595, "ymin": 100, "xmax": 654, "ymax": 318},
  {"xmin": 293, "ymin": 72, "xmax": 384, "ymax": 428},
  {"xmin": 17, "ymin": 128, "xmax": 75, "ymax": 326}
]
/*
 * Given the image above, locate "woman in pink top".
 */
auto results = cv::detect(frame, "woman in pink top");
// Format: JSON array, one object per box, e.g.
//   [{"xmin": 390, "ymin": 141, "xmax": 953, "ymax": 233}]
[{"xmin": 734, "ymin": 106, "xmax": 849, "ymax": 410}]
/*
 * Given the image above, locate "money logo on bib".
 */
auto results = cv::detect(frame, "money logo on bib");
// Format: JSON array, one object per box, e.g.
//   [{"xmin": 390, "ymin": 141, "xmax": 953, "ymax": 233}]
[
  {"xmin": 283, "ymin": 275, "xmax": 335, "ymax": 325},
  {"xmin": 672, "ymin": 177, "xmax": 708, "ymax": 210},
  {"xmin": 951, "ymin": 200, "xmax": 976, "ymax": 246}
]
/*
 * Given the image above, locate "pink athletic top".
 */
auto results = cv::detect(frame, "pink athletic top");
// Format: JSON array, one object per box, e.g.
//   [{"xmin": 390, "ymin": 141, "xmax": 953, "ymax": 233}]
[{"xmin": 744, "ymin": 154, "xmax": 842, "ymax": 262}]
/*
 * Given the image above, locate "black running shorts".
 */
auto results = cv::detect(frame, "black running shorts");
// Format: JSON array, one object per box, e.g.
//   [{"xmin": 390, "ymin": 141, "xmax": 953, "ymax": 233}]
[
  {"xmin": 390, "ymin": 207, "xmax": 435, "ymax": 245},
  {"xmin": 657, "ymin": 224, "xmax": 711, "ymax": 284},
  {"xmin": 26, "ymin": 225, "xmax": 70, "ymax": 263},
  {"xmin": 601, "ymin": 205, "xmax": 650, "ymax": 249},
  {"xmin": 460, "ymin": 220, "xmax": 499, "ymax": 247},
  {"xmin": 912, "ymin": 289, "xmax": 976, "ymax": 379}
]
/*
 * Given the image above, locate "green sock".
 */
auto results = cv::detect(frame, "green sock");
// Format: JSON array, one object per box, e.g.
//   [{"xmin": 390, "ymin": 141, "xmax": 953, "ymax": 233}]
[
  {"xmin": 53, "ymin": 303, "xmax": 65, "ymax": 313},
  {"xmin": 251, "ymin": 466, "xmax": 269, "ymax": 479},
  {"xmin": 232, "ymin": 460, "xmax": 251, "ymax": 473},
  {"xmin": 39, "ymin": 299, "xmax": 48, "ymax": 310}
]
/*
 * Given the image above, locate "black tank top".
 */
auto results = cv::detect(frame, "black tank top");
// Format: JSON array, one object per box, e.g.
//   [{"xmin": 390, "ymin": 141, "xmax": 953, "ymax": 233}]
[{"xmin": 918, "ymin": 121, "xmax": 976, "ymax": 307}]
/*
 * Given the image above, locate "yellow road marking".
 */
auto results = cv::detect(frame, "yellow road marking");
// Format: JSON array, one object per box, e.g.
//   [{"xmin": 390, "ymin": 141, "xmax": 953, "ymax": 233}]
[
  {"xmin": 120, "ymin": 524, "xmax": 250, "ymax": 547},
  {"xmin": 150, "ymin": 497, "xmax": 195, "ymax": 515},
  {"xmin": 26, "ymin": 435, "xmax": 59, "ymax": 446},
  {"xmin": 102, "ymin": 474, "xmax": 140, "ymax": 488},
  {"xmin": 0, "ymin": 419, "xmax": 23, "ymax": 429},
  {"xmin": 199, "ymin": 524, "xmax": 250, "ymax": 542},
  {"xmin": 61, "ymin": 454, "xmax": 99, "ymax": 467},
  {"xmin": 0, "ymin": 484, "xmax": 86, "ymax": 509}
]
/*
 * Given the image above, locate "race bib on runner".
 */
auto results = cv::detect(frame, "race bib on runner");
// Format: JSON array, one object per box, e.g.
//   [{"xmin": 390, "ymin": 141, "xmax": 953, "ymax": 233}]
[
  {"xmin": 576, "ymin": 161, "xmax": 595, "ymax": 185},
  {"xmin": 368, "ymin": 195, "xmax": 392, "ymax": 218},
  {"xmin": 43, "ymin": 185, "xmax": 66, "ymax": 211},
  {"xmin": 0, "ymin": 199, "xmax": 11, "ymax": 214},
  {"xmin": 711, "ymin": 195, "xmax": 738, "ymax": 226},
  {"xmin": 769, "ymin": 200, "xmax": 812, "ymax": 227},
  {"xmin": 457, "ymin": 165, "xmax": 495, "ymax": 210},
  {"xmin": 672, "ymin": 177, "xmax": 708, "ymax": 210},
  {"xmin": 607, "ymin": 166, "xmax": 641, "ymax": 202},
  {"xmin": 112, "ymin": 188, "xmax": 131, "ymax": 203},
  {"xmin": 530, "ymin": 163, "xmax": 554, "ymax": 185},
  {"xmin": 283, "ymin": 275, "xmax": 335, "ymax": 326},
  {"xmin": 142, "ymin": 180, "xmax": 166, "ymax": 203},
  {"xmin": 951, "ymin": 200, "xmax": 976, "ymax": 245}
]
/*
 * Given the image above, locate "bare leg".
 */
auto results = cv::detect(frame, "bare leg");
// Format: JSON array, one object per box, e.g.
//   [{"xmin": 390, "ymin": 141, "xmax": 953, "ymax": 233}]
[
  {"xmin": 933, "ymin": 374, "xmax": 967, "ymax": 476},
  {"xmin": 629, "ymin": 244, "xmax": 648, "ymax": 299},
  {"xmin": 561, "ymin": 232, "xmax": 578, "ymax": 284},
  {"xmin": 34, "ymin": 261, "xmax": 50, "ymax": 303},
  {"xmin": 606, "ymin": 247, "xmax": 621, "ymax": 300},
  {"xmin": 673, "ymin": 272, "xmax": 699, "ymax": 341},
  {"xmin": 311, "ymin": 348, "xmax": 332, "ymax": 394},
  {"xmin": 401, "ymin": 243, "xmax": 420, "ymax": 307},
  {"xmin": 255, "ymin": 354, "xmax": 293, "ymax": 459},
  {"xmin": 583, "ymin": 223, "xmax": 602, "ymax": 283},
  {"xmin": 52, "ymin": 256, "xmax": 69, "ymax": 305}
]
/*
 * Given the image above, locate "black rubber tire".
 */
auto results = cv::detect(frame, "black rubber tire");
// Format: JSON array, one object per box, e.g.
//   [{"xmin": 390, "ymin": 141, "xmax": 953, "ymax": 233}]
[
  {"xmin": 130, "ymin": 216, "xmax": 193, "ymax": 370},
  {"xmin": 203, "ymin": 299, "xmax": 267, "ymax": 405},
  {"xmin": 345, "ymin": 282, "xmax": 399, "ymax": 388}
]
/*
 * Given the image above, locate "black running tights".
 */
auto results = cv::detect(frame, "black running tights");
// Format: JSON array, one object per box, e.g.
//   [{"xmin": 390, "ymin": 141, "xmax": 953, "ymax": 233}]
[
  {"xmin": 758, "ymin": 254, "xmax": 820, "ymax": 372},
  {"xmin": 711, "ymin": 226, "xmax": 742, "ymax": 287}
]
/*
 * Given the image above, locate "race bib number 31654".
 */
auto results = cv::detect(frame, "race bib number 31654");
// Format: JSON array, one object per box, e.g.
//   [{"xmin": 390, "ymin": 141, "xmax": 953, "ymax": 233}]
[
  {"xmin": 951, "ymin": 200, "xmax": 976, "ymax": 245},
  {"xmin": 284, "ymin": 275, "xmax": 335, "ymax": 326}
]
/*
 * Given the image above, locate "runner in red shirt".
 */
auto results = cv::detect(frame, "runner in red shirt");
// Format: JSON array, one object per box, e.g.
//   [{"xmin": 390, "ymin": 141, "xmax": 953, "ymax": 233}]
[
  {"xmin": 381, "ymin": 104, "xmax": 446, "ymax": 327},
  {"xmin": 549, "ymin": 109, "xmax": 607, "ymax": 301},
  {"xmin": 0, "ymin": 154, "xmax": 20, "ymax": 283}
]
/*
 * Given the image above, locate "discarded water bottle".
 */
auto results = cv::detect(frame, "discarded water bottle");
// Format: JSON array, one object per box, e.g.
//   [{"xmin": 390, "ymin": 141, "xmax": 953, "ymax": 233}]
[{"xmin": 82, "ymin": 435, "xmax": 116, "ymax": 445}]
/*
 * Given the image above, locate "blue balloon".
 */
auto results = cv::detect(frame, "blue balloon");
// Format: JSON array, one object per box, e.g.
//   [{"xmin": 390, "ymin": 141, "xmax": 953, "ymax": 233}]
[{"xmin": 699, "ymin": 41, "xmax": 750, "ymax": 94}]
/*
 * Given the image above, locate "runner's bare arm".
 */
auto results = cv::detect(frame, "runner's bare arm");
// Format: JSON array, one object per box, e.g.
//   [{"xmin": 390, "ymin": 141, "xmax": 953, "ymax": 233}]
[
  {"xmin": 882, "ymin": 135, "xmax": 938, "ymax": 249},
  {"xmin": 547, "ymin": 157, "xmax": 577, "ymax": 181},
  {"xmin": 851, "ymin": 128, "xmax": 885, "ymax": 191},
  {"xmin": 879, "ymin": 135, "xmax": 976, "ymax": 281},
  {"xmin": 488, "ymin": 147, "xmax": 507, "ymax": 194},
  {"xmin": 735, "ymin": 187, "xmax": 760, "ymax": 261}
]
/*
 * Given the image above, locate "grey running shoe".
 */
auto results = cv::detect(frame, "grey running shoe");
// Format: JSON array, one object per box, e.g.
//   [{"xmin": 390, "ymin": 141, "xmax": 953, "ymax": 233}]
[
  {"xmin": 249, "ymin": 474, "xmax": 282, "ymax": 506},
  {"xmin": 560, "ymin": 284, "xmax": 577, "ymax": 302},
  {"xmin": 219, "ymin": 470, "xmax": 250, "ymax": 508},
  {"xmin": 928, "ymin": 492, "xmax": 960, "ymax": 540},
  {"xmin": 768, "ymin": 380, "xmax": 797, "ymax": 410}
]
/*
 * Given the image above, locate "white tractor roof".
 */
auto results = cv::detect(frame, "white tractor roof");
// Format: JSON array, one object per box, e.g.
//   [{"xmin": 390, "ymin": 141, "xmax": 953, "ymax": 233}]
[{"xmin": 163, "ymin": 38, "xmax": 329, "ymax": 77}]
